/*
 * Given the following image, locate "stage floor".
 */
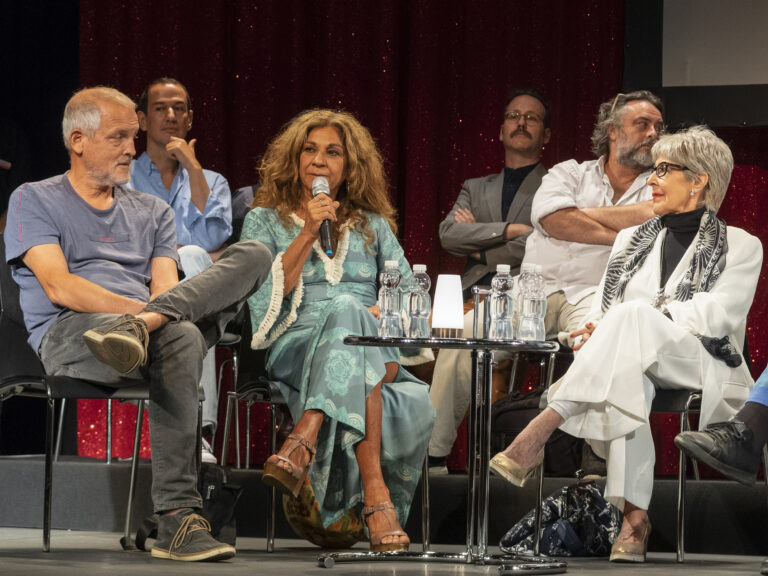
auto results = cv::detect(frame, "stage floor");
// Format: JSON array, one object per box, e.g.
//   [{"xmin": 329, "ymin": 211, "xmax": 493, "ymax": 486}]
[{"xmin": 0, "ymin": 528, "xmax": 763, "ymax": 576}]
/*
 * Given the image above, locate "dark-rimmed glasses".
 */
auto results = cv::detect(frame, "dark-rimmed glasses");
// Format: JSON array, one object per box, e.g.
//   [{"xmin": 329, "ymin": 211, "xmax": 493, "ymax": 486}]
[
  {"xmin": 652, "ymin": 161, "xmax": 689, "ymax": 178},
  {"xmin": 504, "ymin": 111, "xmax": 542, "ymax": 125}
]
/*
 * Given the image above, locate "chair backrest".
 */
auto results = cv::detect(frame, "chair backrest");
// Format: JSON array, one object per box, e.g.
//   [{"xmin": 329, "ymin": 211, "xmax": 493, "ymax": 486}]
[
  {"xmin": 0, "ymin": 234, "xmax": 46, "ymax": 382},
  {"xmin": 229, "ymin": 185, "xmax": 255, "ymax": 244},
  {"xmin": 236, "ymin": 309, "xmax": 270, "ymax": 388}
]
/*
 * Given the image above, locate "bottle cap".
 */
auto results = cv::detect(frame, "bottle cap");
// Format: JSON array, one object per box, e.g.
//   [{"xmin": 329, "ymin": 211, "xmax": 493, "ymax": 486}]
[
  {"xmin": 496, "ymin": 264, "xmax": 510, "ymax": 273},
  {"xmin": 413, "ymin": 264, "xmax": 427, "ymax": 273},
  {"xmin": 384, "ymin": 260, "xmax": 399, "ymax": 269},
  {"xmin": 520, "ymin": 263, "xmax": 536, "ymax": 273}
]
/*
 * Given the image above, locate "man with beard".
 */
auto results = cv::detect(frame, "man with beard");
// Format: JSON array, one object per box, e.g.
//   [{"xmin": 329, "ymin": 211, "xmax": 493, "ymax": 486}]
[
  {"xmin": 428, "ymin": 89, "xmax": 550, "ymax": 474},
  {"xmin": 130, "ymin": 78, "xmax": 233, "ymax": 462},
  {"xmin": 521, "ymin": 90, "xmax": 662, "ymax": 347},
  {"xmin": 4, "ymin": 87, "xmax": 272, "ymax": 561}
]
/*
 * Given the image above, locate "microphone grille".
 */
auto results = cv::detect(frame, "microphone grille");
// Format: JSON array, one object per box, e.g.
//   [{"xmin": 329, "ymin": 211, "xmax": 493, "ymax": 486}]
[{"xmin": 312, "ymin": 176, "xmax": 330, "ymax": 197}]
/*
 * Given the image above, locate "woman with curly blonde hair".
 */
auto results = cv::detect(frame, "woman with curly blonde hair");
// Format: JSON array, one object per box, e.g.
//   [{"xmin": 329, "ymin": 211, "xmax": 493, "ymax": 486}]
[{"xmin": 242, "ymin": 109, "xmax": 434, "ymax": 552}]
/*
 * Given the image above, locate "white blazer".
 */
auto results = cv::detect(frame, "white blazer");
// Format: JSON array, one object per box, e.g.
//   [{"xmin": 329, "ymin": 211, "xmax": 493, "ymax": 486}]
[{"xmin": 582, "ymin": 223, "xmax": 764, "ymax": 428}]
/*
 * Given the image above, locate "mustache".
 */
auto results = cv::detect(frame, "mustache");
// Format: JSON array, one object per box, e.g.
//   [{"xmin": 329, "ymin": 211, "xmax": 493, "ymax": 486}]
[{"xmin": 512, "ymin": 128, "xmax": 532, "ymax": 138}]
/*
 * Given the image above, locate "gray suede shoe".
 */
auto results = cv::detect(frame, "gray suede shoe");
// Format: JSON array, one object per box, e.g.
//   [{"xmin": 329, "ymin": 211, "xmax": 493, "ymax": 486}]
[
  {"xmin": 83, "ymin": 314, "xmax": 149, "ymax": 374},
  {"xmin": 151, "ymin": 509, "xmax": 235, "ymax": 562}
]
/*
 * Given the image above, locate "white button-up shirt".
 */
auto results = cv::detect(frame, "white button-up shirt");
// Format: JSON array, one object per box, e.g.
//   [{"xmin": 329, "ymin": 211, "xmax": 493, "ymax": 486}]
[{"xmin": 522, "ymin": 156, "xmax": 652, "ymax": 303}]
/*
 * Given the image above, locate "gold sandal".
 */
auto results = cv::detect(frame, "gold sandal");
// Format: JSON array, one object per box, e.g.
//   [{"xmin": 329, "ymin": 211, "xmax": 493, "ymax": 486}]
[
  {"xmin": 262, "ymin": 432, "xmax": 315, "ymax": 498},
  {"xmin": 361, "ymin": 501, "xmax": 409, "ymax": 552}
]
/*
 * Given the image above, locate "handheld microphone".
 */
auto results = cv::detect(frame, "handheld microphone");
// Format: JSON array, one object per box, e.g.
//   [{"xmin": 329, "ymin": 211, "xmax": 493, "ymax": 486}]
[{"xmin": 311, "ymin": 176, "xmax": 334, "ymax": 256}]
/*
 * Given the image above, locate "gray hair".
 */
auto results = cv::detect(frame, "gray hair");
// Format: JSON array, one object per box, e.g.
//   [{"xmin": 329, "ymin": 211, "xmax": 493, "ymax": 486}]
[
  {"xmin": 652, "ymin": 125, "xmax": 733, "ymax": 212},
  {"xmin": 590, "ymin": 90, "xmax": 664, "ymax": 158},
  {"xmin": 62, "ymin": 87, "xmax": 136, "ymax": 151}
]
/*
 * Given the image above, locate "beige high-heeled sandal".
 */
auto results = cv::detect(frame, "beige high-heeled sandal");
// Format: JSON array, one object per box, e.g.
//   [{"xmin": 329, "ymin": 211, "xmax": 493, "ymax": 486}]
[
  {"xmin": 261, "ymin": 432, "xmax": 315, "ymax": 498},
  {"xmin": 361, "ymin": 501, "xmax": 410, "ymax": 552}
]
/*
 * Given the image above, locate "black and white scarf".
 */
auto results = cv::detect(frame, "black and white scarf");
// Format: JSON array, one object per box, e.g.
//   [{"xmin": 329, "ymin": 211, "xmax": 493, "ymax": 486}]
[{"xmin": 600, "ymin": 210, "xmax": 740, "ymax": 366}]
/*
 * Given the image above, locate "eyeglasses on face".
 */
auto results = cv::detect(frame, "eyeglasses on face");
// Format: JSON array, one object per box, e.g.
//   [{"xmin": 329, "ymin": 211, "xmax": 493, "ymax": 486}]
[
  {"xmin": 652, "ymin": 161, "xmax": 689, "ymax": 178},
  {"xmin": 504, "ymin": 111, "xmax": 542, "ymax": 125}
]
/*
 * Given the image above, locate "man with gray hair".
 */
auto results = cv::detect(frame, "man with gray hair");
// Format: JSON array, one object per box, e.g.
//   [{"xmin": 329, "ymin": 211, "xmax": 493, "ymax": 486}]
[
  {"xmin": 522, "ymin": 90, "xmax": 663, "ymax": 347},
  {"xmin": 4, "ymin": 86, "xmax": 272, "ymax": 562}
]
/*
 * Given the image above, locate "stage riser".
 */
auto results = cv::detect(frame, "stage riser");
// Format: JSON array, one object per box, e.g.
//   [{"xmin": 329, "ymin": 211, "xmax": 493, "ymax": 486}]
[{"xmin": 0, "ymin": 456, "xmax": 766, "ymax": 555}]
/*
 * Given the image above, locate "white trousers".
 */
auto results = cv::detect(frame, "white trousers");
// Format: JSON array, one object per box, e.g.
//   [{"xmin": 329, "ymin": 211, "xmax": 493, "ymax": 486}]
[
  {"xmin": 428, "ymin": 291, "xmax": 592, "ymax": 457},
  {"xmin": 549, "ymin": 300, "xmax": 703, "ymax": 511}
]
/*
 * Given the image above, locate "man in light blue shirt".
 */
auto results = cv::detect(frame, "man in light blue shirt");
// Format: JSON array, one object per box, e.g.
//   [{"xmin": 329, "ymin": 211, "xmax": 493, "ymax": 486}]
[
  {"xmin": 130, "ymin": 77, "xmax": 233, "ymax": 461},
  {"xmin": 130, "ymin": 77, "xmax": 232, "ymax": 262}
]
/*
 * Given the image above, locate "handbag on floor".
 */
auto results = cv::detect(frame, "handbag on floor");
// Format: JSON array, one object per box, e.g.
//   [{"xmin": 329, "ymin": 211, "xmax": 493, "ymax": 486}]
[
  {"xmin": 135, "ymin": 463, "xmax": 242, "ymax": 550},
  {"xmin": 499, "ymin": 480, "xmax": 622, "ymax": 557}
]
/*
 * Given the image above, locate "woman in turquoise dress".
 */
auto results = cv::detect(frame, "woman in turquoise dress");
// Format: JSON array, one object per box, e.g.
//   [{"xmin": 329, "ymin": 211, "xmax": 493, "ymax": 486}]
[{"xmin": 240, "ymin": 109, "xmax": 434, "ymax": 551}]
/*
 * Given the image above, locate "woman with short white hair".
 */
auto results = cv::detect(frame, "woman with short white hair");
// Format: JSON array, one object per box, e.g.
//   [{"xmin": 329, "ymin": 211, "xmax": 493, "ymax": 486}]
[{"xmin": 491, "ymin": 126, "xmax": 763, "ymax": 563}]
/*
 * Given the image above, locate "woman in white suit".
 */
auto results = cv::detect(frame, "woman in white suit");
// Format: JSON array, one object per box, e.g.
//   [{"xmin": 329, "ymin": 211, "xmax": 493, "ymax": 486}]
[{"xmin": 490, "ymin": 126, "xmax": 763, "ymax": 563}]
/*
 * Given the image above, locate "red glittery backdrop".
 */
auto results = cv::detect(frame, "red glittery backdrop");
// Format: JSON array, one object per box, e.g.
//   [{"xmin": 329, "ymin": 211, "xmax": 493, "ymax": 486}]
[{"xmin": 75, "ymin": 1, "xmax": 768, "ymax": 477}]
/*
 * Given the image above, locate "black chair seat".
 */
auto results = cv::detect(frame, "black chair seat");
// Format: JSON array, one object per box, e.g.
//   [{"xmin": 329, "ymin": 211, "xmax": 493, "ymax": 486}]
[
  {"xmin": 233, "ymin": 376, "xmax": 287, "ymax": 405},
  {"xmin": 652, "ymin": 388, "xmax": 701, "ymax": 413}
]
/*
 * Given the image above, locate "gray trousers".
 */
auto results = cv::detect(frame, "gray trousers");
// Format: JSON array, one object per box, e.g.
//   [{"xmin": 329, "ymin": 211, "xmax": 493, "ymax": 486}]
[{"xmin": 40, "ymin": 240, "xmax": 271, "ymax": 512}]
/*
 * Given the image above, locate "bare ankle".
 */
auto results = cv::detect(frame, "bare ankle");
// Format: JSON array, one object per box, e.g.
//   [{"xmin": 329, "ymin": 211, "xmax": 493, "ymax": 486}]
[{"xmin": 136, "ymin": 311, "xmax": 167, "ymax": 333}]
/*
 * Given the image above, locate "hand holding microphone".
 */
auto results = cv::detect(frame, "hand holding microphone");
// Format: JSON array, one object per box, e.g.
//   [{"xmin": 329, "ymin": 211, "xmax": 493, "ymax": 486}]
[{"xmin": 311, "ymin": 177, "xmax": 336, "ymax": 256}]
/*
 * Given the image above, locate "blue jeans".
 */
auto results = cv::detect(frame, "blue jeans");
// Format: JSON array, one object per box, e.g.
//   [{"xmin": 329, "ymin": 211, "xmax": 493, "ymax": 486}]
[{"xmin": 40, "ymin": 240, "xmax": 271, "ymax": 512}]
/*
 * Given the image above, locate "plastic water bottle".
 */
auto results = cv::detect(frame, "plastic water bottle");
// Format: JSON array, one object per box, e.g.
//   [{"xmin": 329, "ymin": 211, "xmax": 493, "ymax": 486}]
[
  {"xmin": 532, "ymin": 265, "xmax": 547, "ymax": 341},
  {"xmin": 518, "ymin": 263, "xmax": 546, "ymax": 341},
  {"xmin": 406, "ymin": 264, "xmax": 431, "ymax": 338},
  {"xmin": 488, "ymin": 264, "xmax": 515, "ymax": 340},
  {"xmin": 378, "ymin": 260, "xmax": 403, "ymax": 337}
]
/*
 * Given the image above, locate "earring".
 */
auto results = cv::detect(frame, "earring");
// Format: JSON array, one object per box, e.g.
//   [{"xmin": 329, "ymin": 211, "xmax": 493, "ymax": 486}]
[{"xmin": 689, "ymin": 189, "xmax": 695, "ymax": 197}]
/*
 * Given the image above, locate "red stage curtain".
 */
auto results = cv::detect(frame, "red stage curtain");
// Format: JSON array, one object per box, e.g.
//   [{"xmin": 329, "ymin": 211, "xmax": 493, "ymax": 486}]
[{"xmin": 78, "ymin": 0, "xmax": 625, "ymax": 276}]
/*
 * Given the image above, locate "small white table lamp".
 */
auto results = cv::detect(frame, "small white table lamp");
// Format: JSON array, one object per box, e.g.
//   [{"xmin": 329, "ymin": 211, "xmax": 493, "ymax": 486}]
[{"xmin": 431, "ymin": 274, "xmax": 464, "ymax": 338}]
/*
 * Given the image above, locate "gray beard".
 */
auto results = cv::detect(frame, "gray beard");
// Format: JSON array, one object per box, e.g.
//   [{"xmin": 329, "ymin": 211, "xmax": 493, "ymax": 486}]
[
  {"xmin": 616, "ymin": 143, "xmax": 653, "ymax": 171},
  {"xmin": 87, "ymin": 166, "xmax": 129, "ymax": 188}
]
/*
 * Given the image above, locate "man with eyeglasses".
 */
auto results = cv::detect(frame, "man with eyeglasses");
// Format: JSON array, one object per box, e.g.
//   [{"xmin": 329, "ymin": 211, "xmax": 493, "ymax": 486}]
[
  {"xmin": 130, "ymin": 78, "xmax": 233, "ymax": 463},
  {"xmin": 522, "ymin": 90, "xmax": 662, "ymax": 348},
  {"xmin": 428, "ymin": 89, "xmax": 551, "ymax": 474}
]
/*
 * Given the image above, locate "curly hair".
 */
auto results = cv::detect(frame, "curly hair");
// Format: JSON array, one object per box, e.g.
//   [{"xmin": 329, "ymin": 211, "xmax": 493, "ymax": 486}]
[
  {"xmin": 253, "ymin": 109, "xmax": 397, "ymax": 248},
  {"xmin": 590, "ymin": 90, "xmax": 664, "ymax": 158}
]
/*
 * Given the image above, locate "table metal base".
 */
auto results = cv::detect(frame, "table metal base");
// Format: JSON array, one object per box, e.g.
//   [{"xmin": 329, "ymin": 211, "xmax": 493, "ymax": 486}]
[
  {"xmin": 317, "ymin": 550, "xmax": 567, "ymax": 572},
  {"xmin": 336, "ymin": 335, "xmax": 563, "ymax": 573}
]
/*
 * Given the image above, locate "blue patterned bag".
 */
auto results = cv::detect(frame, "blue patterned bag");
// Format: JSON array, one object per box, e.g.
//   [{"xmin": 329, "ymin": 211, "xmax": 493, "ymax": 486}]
[{"xmin": 500, "ymin": 480, "xmax": 622, "ymax": 557}]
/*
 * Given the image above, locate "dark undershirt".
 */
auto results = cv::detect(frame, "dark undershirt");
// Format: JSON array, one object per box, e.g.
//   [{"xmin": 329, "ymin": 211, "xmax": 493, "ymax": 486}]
[
  {"xmin": 501, "ymin": 163, "xmax": 537, "ymax": 218},
  {"xmin": 659, "ymin": 207, "xmax": 706, "ymax": 287}
]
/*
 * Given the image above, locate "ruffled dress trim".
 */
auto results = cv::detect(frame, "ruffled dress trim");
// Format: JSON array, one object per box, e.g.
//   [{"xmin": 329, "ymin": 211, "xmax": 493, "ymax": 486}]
[{"xmin": 250, "ymin": 252, "xmax": 304, "ymax": 350}]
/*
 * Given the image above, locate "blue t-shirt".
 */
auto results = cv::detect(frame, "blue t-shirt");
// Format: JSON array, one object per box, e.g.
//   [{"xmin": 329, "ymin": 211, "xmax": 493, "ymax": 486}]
[{"xmin": 4, "ymin": 173, "xmax": 179, "ymax": 353}]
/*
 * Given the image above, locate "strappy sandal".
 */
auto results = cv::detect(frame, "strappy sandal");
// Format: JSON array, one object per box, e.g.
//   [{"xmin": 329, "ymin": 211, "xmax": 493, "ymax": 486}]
[
  {"xmin": 361, "ymin": 501, "xmax": 409, "ymax": 552},
  {"xmin": 262, "ymin": 432, "xmax": 315, "ymax": 498}
]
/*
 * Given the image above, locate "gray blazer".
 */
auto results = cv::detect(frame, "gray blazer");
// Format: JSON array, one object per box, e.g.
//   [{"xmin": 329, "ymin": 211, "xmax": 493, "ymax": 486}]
[{"xmin": 439, "ymin": 163, "xmax": 546, "ymax": 290}]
